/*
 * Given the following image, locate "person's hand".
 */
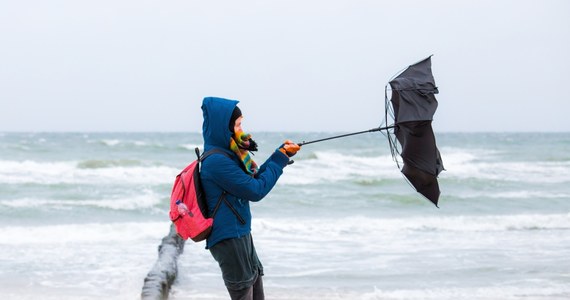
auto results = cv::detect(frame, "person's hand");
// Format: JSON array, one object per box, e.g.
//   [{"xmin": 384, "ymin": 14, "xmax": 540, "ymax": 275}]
[{"xmin": 278, "ymin": 140, "xmax": 301, "ymax": 157}]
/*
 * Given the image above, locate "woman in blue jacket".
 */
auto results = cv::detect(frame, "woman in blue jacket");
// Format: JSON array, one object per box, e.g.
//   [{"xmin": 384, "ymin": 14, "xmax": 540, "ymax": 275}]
[{"xmin": 200, "ymin": 97, "xmax": 300, "ymax": 300}]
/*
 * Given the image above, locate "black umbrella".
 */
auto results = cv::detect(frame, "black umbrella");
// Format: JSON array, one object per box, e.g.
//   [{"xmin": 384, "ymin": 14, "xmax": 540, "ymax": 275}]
[{"xmin": 298, "ymin": 56, "xmax": 444, "ymax": 206}]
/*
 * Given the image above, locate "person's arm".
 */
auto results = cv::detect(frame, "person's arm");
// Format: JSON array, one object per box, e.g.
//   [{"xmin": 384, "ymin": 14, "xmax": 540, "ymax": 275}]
[{"xmin": 206, "ymin": 150, "xmax": 289, "ymax": 202}]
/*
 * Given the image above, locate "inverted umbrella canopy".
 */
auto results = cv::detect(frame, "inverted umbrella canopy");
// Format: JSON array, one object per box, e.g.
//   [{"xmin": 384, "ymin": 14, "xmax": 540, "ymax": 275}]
[
  {"xmin": 387, "ymin": 56, "xmax": 444, "ymax": 206},
  {"xmin": 298, "ymin": 55, "xmax": 444, "ymax": 207}
]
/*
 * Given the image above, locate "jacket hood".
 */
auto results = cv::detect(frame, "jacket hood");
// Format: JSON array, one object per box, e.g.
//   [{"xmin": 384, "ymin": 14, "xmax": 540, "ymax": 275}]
[{"xmin": 202, "ymin": 97, "xmax": 239, "ymax": 150}]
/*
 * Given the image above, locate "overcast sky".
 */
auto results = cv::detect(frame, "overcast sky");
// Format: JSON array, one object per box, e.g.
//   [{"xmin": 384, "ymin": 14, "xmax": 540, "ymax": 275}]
[{"xmin": 1, "ymin": 0, "xmax": 568, "ymax": 132}]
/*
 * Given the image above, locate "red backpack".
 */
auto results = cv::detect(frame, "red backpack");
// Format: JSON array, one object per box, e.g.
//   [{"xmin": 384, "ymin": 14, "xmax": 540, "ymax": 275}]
[{"xmin": 169, "ymin": 148, "xmax": 231, "ymax": 242}]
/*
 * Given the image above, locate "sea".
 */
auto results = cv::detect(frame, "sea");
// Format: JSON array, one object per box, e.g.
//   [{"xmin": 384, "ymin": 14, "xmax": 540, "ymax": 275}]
[{"xmin": 0, "ymin": 132, "xmax": 569, "ymax": 300}]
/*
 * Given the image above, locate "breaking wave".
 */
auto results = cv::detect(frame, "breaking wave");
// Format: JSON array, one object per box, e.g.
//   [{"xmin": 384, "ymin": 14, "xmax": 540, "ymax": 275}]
[
  {"xmin": 440, "ymin": 147, "xmax": 570, "ymax": 183},
  {"xmin": 279, "ymin": 151, "xmax": 403, "ymax": 185},
  {"xmin": 0, "ymin": 189, "xmax": 163, "ymax": 211},
  {"xmin": 0, "ymin": 160, "xmax": 177, "ymax": 185},
  {"xmin": 3, "ymin": 213, "xmax": 567, "ymax": 246},
  {"xmin": 253, "ymin": 213, "xmax": 570, "ymax": 239},
  {"xmin": 0, "ymin": 221, "xmax": 169, "ymax": 245}
]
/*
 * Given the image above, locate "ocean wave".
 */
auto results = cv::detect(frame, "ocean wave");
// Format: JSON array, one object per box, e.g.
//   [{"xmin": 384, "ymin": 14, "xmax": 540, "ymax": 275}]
[
  {"xmin": 179, "ymin": 144, "xmax": 202, "ymax": 151},
  {"xmin": 88, "ymin": 138, "xmax": 205, "ymax": 153},
  {"xmin": 100, "ymin": 139, "xmax": 121, "ymax": 146},
  {"xmin": 280, "ymin": 147, "xmax": 570, "ymax": 186},
  {"xmin": 446, "ymin": 160, "xmax": 570, "ymax": 183},
  {"xmin": 361, "ymin": 285, "xmax": 570, "ymax": 300},
  {"xmin": 458, "ymin": 190, "xmax": 570, "ymax": 199},
  {"xmin": 253, "ymin": 213, "xmax": 570, "ymax": 238},
  {"xmin": 87, "ymin": 138, "xmax": 171, "ymax": 149},
  {"xmin": 0, "ymin": 189, "xmax": 163, "ymax": 211},
  {"xmin": 77, "ymin": 159, "xmax": 143, "ymax": 169},
  {"xmin": 279, "ymin": 151, "xmax": 402, "ymax": 185},
  {"xmin": 440, "ymin": 147, "xmax": 570, "ymax": 183},
  {"xmin": 0, "ymin": 160, "xmax": 178, "ymax": 185},
  {"xmin": 4, "ymin": 213, "xmax": 566, "ymax": 246},
  {"xmin": 0, "ymin": 221, "xmax": 169, "ymax": 245}
]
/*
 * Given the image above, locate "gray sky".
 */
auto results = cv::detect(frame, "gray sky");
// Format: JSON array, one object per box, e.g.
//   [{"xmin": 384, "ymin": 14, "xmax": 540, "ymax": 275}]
[{"xmin": 1, "ymin": 0, "xmax": 569, "ymax": 132}]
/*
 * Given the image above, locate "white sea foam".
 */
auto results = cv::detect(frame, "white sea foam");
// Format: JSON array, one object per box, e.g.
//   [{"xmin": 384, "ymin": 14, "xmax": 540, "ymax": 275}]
[
  {"xmin": 88, "ymin": 138, "xmax": 169, "ymax": 149},
  {"xmin": 279, "ymin": 147, "xmax": 570, "ymax": 186},
  {"xmin": 169, "ymin": 284, "xmax": 570, "ymax": 300},
  {"xmin": 0, "ymin": 160, "xmax": 177, "ymax": 185},
  {"xmin": 450, "ymin": 160, "xmax": 570, "ymax": 183},
  {"xmin": 280, "ymin": 151, "xmax": 401, "ymax": 185},
  {"xmin": 133, "ymin": 140, "xmax": 148, "ymax": 146},
  {"xmin": 253, "ymin": 213, "xmax": 570, "ymax": 240},
  {"xmin": 180, "ymin": 144, "xmax": 202, "ymax": 151},
  {"xmin": 439, "ymin": 147, "xmax": 480, "ymax": 165},
  {"xmin": 3, "ymin": 214, "xmax": 566, "ymax": 246},
  {"xmin": 440, "ymin": 147, "xmax": 570, "ymax": 183},
  {"xmin": 0, "ymin": 189, "xmax": 162, "ymax": 210},
  {"xmin": 461, "ymin": 190, "xmax": 570, "ymax": 199},
  {"xmin": 101, "ymin": 139, "xmax": 121, "ymax": 146},
  {"xmin": 0, "ymin": 221, "xmax": 169, "ymax": 245},
  {"xmin": 361, "ymin": 285, "xmax": 570, "ymax": 300}
]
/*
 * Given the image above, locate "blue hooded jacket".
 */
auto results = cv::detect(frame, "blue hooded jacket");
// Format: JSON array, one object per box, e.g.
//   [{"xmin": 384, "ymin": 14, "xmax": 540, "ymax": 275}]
[{"xmin": 200, "ymin": 97, "xmax": 290, "ymax": 249}]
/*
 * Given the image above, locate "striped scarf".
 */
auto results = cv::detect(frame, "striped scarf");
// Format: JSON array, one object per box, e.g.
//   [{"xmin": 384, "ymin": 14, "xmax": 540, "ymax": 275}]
[{"xmin": 229, "ymin": 130, "xmax": 258, "ymax": 175}]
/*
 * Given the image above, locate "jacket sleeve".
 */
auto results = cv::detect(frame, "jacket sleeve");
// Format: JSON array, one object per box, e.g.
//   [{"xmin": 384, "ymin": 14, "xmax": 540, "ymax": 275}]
[{"xmin": 205, "ymin": 150, "xmax": 289, "ymax": 202}]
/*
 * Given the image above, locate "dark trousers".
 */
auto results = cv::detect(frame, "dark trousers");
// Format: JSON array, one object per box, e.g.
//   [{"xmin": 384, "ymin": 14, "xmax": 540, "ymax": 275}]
[
  {"xmin": 210, "ymin": 234, "xmax": 265, "ymax": 300},
  {"xmin": 227, "ymin": 273, "xmax": 264, "ymax": 300}
]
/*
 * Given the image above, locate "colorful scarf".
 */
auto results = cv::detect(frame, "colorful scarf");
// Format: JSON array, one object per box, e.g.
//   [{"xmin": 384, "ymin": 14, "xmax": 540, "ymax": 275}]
[{"xmin": 229, "ymin": 130, "xmax": 258, "ymax": 175}]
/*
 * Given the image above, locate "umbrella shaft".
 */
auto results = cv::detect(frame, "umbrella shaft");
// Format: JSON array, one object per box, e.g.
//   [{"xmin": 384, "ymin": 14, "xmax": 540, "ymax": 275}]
[{"xmin": 298, "ymin": 125, "xmax": 395, "ymax": 146}]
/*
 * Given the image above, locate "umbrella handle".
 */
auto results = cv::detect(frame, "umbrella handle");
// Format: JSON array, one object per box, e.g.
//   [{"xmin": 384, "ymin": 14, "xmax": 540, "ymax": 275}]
[{"xmin": 297, "ymin": 125, "xmax": 395, "ymax": 146}]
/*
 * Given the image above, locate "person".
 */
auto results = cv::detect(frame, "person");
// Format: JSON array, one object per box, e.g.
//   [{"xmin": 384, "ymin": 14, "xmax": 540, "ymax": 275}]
[{"xmin": 200, "ymin": 97, "xmax": 300, "ymax": 300}]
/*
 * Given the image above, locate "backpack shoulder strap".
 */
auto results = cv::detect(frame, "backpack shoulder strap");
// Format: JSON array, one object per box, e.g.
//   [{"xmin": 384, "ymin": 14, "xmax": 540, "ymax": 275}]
[
  {"xmin": 196, "ymin": 147, "xmax": 232, "ymax": 162},
  {"xmin": 194, "ymin": 147, "xmax": 245, "ymax": 224},
  {"xmin": 210, "ymin": 191, "xmax": 246, "ymax": 224}
]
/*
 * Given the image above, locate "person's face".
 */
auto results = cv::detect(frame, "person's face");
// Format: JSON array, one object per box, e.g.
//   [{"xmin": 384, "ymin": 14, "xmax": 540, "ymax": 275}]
[{"xmin": 233, "ymin": 116, "xmax": 243, "ymax": 134}]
